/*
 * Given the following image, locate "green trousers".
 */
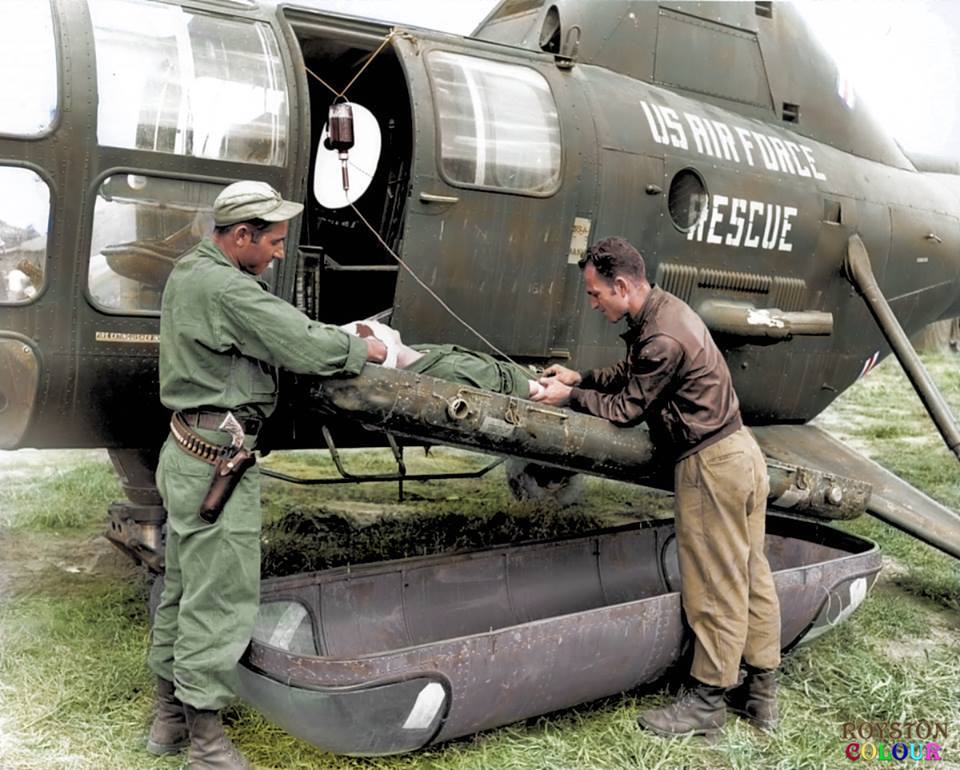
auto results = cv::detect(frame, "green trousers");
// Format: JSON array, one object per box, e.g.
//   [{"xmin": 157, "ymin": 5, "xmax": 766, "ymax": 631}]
[
  {"xmin": 406, "ymin": 344, "xmax": 533, "ymax": 396},
  {"xmin": 147, "ymin": 434, "xmax": 261, "ymax": 710},
  {"xmin": 674, "ymin": 426, "xmax": 781, "ymax": 688}
]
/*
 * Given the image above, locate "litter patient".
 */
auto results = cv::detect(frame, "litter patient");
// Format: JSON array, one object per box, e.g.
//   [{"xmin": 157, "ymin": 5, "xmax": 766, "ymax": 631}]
[{"xmin": 340, "ymin": 320, "xmax": 545, "ymax": 398}]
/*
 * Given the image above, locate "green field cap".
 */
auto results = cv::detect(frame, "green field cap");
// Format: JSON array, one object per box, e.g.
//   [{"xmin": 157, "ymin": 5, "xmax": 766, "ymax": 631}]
[{"xmin": 214, "ymin": 180, "xmax": 304, "ymax": 226}]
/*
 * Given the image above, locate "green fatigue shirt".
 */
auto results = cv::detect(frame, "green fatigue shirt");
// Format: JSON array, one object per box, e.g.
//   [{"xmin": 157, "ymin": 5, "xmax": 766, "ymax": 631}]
[{"xmin": 159, "ymin": 237, "xmax": 368, "ymax": 418}]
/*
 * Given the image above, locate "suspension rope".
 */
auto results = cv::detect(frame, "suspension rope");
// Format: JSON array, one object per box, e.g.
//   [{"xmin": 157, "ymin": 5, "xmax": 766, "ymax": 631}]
[
  {"xmin": 340, "ymin": 31, "xmax": 396, "ymax": 97},
  {"xmin": 304, "ymin": 66, "xmax": 338, "ymax": 98},
  {"xmin": 304, "ymin": 31, "xmax": 397, "ymax": 99},
  {"xmin": 348, "ymin": 202, "xmax": 519, "ymax": 364}
]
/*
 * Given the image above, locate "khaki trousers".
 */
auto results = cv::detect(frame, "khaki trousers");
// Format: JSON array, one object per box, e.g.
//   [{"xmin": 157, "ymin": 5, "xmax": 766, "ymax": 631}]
[{"xmin": 674, "ymin": 426, "xmax": 781, "ymax": 687}]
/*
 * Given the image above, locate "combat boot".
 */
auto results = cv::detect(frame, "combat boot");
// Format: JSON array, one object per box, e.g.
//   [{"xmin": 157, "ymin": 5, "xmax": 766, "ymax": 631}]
[
  {"xmin": 183, "ymin": 705, "xmax": 253, "ymax": 770},
  {"xmin": 146, "ymin": 676, "xmax": 189, "ymax": 755},
  {"xmin": 724, "ymin": 663, "xmax": 779, "ymax": 732},
  {"xmin": 637, "ymin": 679, "xmax": 727, "ymax": 737}
]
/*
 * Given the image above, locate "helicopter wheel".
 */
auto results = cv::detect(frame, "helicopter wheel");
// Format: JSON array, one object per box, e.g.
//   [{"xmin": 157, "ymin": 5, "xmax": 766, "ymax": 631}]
[{"xmin": 504, "ymin": 459, "xmax": 583, "ymax": 507}]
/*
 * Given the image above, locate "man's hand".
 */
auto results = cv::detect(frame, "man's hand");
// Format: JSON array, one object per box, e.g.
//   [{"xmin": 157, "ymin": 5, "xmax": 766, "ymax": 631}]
[
  {"xmin": 531, "ymin": 377, "xmax": 573, "ymax": 406},
  {"xmin": 348, "ymin": 321, "xmax": 400, "ymax": 368},
  {"xmin": 541, "ymin": 364, "xmax": 582, "ymax": 386},
  {"xmin": 364, "ymin": 337, "xmax": 388, "ymax": 363}
]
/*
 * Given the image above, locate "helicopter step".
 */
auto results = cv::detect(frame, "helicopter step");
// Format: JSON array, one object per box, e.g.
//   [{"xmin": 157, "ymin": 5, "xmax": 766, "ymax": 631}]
[{"xmin": 754, "ymin": 424, "xmax": 960, "ymax": 560}]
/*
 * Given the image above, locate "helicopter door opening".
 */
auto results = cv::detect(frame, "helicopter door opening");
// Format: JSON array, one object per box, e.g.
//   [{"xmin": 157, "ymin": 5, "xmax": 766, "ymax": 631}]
[{"xmin": 285, "ymin": 15, "xmax": 412, "ymax": 326}]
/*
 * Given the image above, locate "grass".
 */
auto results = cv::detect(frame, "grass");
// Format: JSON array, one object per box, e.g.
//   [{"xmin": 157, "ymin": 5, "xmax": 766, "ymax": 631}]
[
  {"xmin": 0, "ymin": 581, "xmax": 165, "ymax": 770},
  {"xmin": 259, "ymin": 449, "xmax": 670, "ymax": 576},
  {"xmin": 0, "ymin": 461, "xmax": 121, "ymax": 532},
  {"xmin": 0, "ymin": 354, "xmax": 958, "ymax": 769},
  {"xmin": 816, "ymin": 353, "xmax": 960, "ymax": 616}
]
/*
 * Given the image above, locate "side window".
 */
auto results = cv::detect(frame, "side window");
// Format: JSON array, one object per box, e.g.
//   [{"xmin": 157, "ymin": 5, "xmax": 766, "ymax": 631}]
[
  {"xmin": 428, "ymin": 51, "xmax": 561, "ymax": 195},
  {"xmin": 0, "ymin": 168, "xmax": 51, "ymax": 304},
  {"xmin": 88, "ymin": 175, "xmax": 220, "ymax": 314},
  {"xmin": 0, "ymin": 0, "xmax": 58, "ymax": 137},
  {"xmin": 89, "ymin": 0, "xmax": 289, "ymax": 166}
]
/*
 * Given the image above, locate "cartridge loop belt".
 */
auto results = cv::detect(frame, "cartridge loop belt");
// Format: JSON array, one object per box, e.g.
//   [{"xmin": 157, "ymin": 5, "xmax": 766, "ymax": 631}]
[{"xmin": 169, "ymin": 412, "xmax": 231, "ymax": 465}]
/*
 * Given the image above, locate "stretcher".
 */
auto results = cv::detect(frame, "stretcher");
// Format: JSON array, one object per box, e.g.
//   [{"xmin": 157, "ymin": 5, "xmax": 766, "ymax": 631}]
[{"xmin": 237, "ymin": 367, "xmax": 881, "ymax": 754}]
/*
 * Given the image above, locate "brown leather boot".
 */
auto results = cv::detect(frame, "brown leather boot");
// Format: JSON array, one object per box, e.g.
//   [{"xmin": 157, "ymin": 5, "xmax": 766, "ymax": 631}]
[
  {"xmin": 637, "ymin": 679, "xmax": 727, "ymax": 737},
  {"xmin": 183, "ymin": 705, "xmax": 253, "ymax": 770},
  {"xmin": 724, "ymin": 664, "xmax": 779, "ymax": 732},
  {"xmin": 146, "ymin": 676, "xmax": 189, "ymax": 755}
]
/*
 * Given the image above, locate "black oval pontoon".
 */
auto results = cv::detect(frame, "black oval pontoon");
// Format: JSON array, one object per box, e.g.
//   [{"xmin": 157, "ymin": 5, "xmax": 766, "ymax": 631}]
[{"xmin": 238, "ymin": 514, "xmax": 879, "ymax": 755}]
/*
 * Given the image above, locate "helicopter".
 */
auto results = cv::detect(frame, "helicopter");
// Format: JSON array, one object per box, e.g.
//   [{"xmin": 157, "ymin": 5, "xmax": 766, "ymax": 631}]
[{"xmin": 0, "ymin": 0, "xmax": 958, "ymax": 577}]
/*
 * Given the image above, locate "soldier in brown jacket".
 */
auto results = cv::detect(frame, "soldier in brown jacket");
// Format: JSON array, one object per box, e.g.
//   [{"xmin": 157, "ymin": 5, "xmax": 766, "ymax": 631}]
[{"xmin": 533, "ymin": 236, "xmax": 781, "ymax": 737}]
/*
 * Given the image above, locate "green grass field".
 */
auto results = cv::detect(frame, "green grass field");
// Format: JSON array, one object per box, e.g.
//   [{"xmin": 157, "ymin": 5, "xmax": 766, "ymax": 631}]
[{"xmin": 0, "ymin": 355, "xmax": 957, "ymax": 770}]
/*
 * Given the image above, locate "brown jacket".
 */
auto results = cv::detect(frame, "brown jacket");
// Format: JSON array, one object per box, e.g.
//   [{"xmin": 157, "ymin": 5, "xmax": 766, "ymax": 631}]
[{"xmin": 569, "ymin": 286, "xmax": 742, "ymax": 460}]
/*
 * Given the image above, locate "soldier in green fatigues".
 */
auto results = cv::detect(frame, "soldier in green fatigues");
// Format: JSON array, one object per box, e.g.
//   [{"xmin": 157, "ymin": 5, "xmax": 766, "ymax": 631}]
[{"xmin": 146, "ymin": 181, "xmax": 386, "ymax": 770}]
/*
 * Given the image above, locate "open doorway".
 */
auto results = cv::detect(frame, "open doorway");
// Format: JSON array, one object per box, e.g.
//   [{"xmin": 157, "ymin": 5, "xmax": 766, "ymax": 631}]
[{"xmin": 286, "ymin": 14, "xmax": 413, "ymax": 325}]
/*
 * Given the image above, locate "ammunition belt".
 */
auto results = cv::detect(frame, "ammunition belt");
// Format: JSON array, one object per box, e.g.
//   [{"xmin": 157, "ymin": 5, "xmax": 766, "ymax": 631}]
[{"xmin": 169, "ymin": 412, "xmax": 232, "ymax": 465}]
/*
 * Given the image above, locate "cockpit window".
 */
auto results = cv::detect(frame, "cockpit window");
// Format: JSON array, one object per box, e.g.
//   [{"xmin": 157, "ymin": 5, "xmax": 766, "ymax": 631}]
[
  {"xmin": 0, "ymin": 0, "xmax": 58, "ymax": 137},
  {"xmin": 89, "ymin": 0, "xmax": 289, "ymax": 166},
  {"xmin": 0, "ymin": 168, "xmax": 50, "ymax": 305},
  {"xmin": 428, "ymin": 51, "xmax": 561, "ymax": 195},
  {"xmin": 87, "ymin": 175, "xmax": 220, "ymax": 314}
]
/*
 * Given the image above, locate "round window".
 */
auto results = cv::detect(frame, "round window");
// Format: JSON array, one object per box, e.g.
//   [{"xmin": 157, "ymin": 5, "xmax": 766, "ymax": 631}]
[{"xmin": 668, "ymin": 169, "xmax": 708, "ymax": 231}]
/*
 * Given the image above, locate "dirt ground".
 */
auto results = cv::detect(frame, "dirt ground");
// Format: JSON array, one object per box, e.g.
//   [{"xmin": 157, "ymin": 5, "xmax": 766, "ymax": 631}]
[{"xmin": 0, "ymin": 448, "xmax": 135, "ymax": 600}]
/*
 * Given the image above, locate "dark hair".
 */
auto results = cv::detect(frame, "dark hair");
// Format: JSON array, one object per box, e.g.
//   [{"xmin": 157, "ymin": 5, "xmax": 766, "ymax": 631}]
[
  {"xmin": 213, "ymin": 218, "xmax": 274, "ymax": 242},
  {"xmin": 578, "ymin": 236, "xmax": 647, "ymax": 284}
]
